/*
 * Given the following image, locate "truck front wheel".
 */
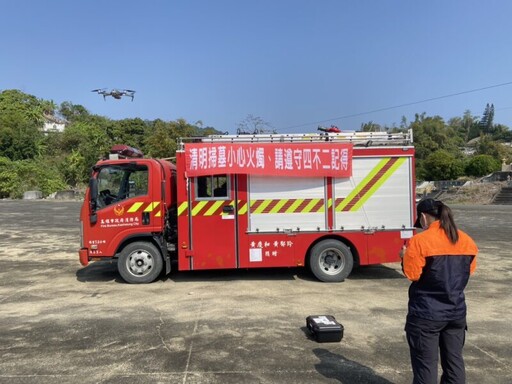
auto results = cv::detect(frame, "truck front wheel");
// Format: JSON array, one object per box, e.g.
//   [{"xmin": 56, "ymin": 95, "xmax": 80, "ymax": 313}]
[
  {"xmin": 118, "ymin": 242, "xmax": 163, "ymax": 284},
  {"xmin": 309, "ymin": 239, "xmax": 353, "ymax": 282}
]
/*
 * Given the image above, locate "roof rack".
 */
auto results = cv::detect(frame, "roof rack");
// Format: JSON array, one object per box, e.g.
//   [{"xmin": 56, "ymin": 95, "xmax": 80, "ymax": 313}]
[{"xmin": 179, "ymin": 129, "xmax": 413, "ymax": 147}]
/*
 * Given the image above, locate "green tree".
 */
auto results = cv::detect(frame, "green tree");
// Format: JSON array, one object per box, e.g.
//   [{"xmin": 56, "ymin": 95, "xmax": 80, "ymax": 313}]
[
  {"xmin": 0, "ymin": 157, "xmax": 17, "ymax": 198},
  {"xmin": 465, "ymin": 155, "xmax": 501, "ymax": 177},
  {"xmin": 19, "ymin": 159, "xmax": 67, "ymax": 197},
  {"xmin": 144, "ymin": 119, "xmax": 176, "ymax": 158},
  {"xmin": 447, "ymin": 110, "xmax": 478, "ymax": 143},
  {"xmin": 60, "ymin": 122, "xmax": 111, "ymax": 183},
  {"xmin": 360, "ymin": 121, "xmax": 382, "ymax": 132},
  {"xmin": 0, "ymin": 89, "xmax": 47, "ymax": 126},
  {"xmin": 408, "ymin": 113, "xmax": 465, "ymax": 179},
  {"xmin": 143, "ymin": 118, "xmax": 224, "ymax": 159},
  {"xmin": 42, "ymin": 99, "xmax": 57, "ymax": 116},
  {"xmin": 475, "ymin": 134, "xmax": 510, "ymax": 162},
  {"xmin": 110, "ymin": 118, "xmax": 147, "ymax": 147},
  {"xmin": 423, "ymin": 150, "xmax": 464, "ymax": 180},
  {"xmin": 491, "ymin": 123, "xmax": 512, "ymax": 141},
  {"xmin": 0, "ymin": 90, "xmax": 47, "ymax": 160},
  {"xmin": 479, "ymin": 103, "xmax": 495, "ymax": 134},
  {"xmin": 58, "ymin": 101, "xmax": 91, "ymax": 122},
  {"xmin": 60, "ymin": 149, "xmax": 87, "ymax": 186},
  {"xmin": 0, "ymin": 156, "xmax": 66, "ymax": 198},
  {"xmin": 199, "ymin": 126, "xmax": 222, "ymax": 136},
  {"xmin": 410, "ymin": 113, "xmax": 463, "ymax": 161}
]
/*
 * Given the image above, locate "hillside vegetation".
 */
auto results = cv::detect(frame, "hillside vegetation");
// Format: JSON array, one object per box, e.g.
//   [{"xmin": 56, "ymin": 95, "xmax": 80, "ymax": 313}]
[{"xmin": 1, "ymin": 89, "xmax": 511, "ymax": 198}]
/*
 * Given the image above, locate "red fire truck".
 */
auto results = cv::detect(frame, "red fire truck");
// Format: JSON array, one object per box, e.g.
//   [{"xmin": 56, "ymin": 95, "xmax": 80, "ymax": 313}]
[{"xmin": 79, "ymin": 130, "xmax": 416, "ymax": 284}]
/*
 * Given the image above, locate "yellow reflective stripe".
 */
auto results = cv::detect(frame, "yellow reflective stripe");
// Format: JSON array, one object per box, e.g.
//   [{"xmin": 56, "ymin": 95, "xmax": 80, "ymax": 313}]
[
  {"xmin": 205, "ymin": 200, "xmax": 224, "ymax": 216},
  {"xmin": 178, "ymin": 202, "xmax": 188, "ymax": 216},
  {"xmin": 253, "ymin": 199, "xmax": 272, "ymax": 214},
  {"xmin": 155, "ymin": 210, "xmax": 161, "ymax": 217},
  {"xmin": 192, "ymin": 201, "xmax": 208, "ymax": 216},
  {"xmin": 337, "ymin": 158, "xmax": 390, "ymax": 211},
  {"xmin": 327, "ymin": 198, "xmax": 333, "ymax": 209},
  {"xmin": 350, "ymin": 157, "xmax": 406, "ymax": 211},
  {"xmin": 302, "ymin": 198, "xmax": 321, "ymax": 213},
  {"xmin": 238, "ymin": 202, "xmax": 248, "ymax": 215},
  {"xmin": 286, "ymin": 198, "xmax": 304, "ymax": 213},
  {"xmin": 144, "ymin": 201, "xmax": 160, "ymax": 212},
  {"xmin": 269, "ymin": 199, "xmax": 287, "ymax": 214},
  {"xmin": 128, "ymin": 202, "xmax": 144, "ymax": 213}
]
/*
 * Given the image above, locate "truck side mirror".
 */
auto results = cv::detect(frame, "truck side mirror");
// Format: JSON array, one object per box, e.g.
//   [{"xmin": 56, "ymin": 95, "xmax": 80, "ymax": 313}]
[{"xmin": 89, "ymin": 177, "xmax": 98, "ymax": 225}]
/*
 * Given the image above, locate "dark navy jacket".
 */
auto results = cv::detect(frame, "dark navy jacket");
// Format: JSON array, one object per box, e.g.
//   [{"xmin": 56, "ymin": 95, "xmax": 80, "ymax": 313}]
[{"xmin": 403, "ymin": 221, "xmax": 478, "ymax": 321}]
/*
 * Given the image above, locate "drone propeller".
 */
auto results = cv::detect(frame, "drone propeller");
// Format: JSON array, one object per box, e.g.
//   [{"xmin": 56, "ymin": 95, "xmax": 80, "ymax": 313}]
[
  {"xmin": 124, "ymin": 89, "xmax": 136, "ymax": 93},
  {"xmin": 91, "ymin": 88, "xmax": 106, "ymax": 92}
]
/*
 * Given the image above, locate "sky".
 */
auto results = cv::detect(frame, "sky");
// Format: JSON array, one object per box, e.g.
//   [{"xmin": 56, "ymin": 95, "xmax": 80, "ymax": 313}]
[{"xmin": 2, "ymin": 0, "xmax": 512, "ymax": 134}]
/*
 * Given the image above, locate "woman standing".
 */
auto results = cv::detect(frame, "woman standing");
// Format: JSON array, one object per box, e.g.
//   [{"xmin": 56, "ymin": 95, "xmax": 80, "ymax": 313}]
[{"xmin": 401, "ymin": 199, "xmax": 478, "ymax": 384}]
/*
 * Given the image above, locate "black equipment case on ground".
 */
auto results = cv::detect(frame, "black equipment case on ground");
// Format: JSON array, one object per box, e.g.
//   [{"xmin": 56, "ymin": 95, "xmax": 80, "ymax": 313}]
[{"xmin": 306, "ymin": 315, "xmax": 344, "ymax": 343}]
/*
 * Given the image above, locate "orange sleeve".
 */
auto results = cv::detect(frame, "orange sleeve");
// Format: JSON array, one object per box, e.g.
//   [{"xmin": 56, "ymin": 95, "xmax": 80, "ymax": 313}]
[
  {"xmin": 470, "ymin": 256, "xmax": 477, "ymax": 275},
  {"xmin": 459, "ymin": 231, "xmax": 478, "ymax": 275},
  {"xmin": 468, "ymin": 236, "xmax": 478, "ymax": 275},
  {"xmin": 403, "ymin": 236, "xmax": 425, "ymax": 282}
]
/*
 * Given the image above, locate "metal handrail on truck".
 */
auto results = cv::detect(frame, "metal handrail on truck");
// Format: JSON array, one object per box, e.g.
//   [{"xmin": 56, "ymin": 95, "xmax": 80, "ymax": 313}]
[{"xmin": 179, "ymin": 129, "xmax": 413, "ymax": 147}]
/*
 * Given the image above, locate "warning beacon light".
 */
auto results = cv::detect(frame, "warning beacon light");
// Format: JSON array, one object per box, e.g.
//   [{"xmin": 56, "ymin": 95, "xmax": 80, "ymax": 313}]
[
  {"xmin": 109, "ymin": 145, "xmax": 144, "ymax": 159},
  {"xmin": 317, "ymin": 125, "xmax": 341, "ymax": 133}
]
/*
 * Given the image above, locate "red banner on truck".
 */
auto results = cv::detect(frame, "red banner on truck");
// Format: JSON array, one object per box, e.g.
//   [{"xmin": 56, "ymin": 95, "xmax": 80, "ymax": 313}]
[{"xmin": 184, "ymin": 142, "xmax": 353, "ymax": 177}]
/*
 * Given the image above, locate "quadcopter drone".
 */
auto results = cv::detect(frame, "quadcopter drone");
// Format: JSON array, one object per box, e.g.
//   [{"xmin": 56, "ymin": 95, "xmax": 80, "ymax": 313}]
[{"xmin": 91, "ymin": 88, "xmax": 136, "ymax": 101}]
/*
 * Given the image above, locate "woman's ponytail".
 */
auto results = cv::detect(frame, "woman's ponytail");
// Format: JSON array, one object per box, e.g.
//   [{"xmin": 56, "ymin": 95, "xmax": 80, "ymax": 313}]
[{"xmin": 437, "ymin": 201, "xmax": 459, "ymax": 244}]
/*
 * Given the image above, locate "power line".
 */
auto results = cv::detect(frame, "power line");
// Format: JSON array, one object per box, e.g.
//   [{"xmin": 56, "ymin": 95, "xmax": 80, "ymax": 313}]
[
  {"xmin": 281, "ymin": 81, "xmax": 512, "ymax": 131},
  {"xmin": 496, "ymin": 106, "xmax": 512, "ymax": 111}
]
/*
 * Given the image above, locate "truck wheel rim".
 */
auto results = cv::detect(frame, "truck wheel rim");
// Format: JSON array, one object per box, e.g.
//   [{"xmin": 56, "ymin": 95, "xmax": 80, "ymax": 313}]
[
  {"xmin": 319, "ymin": 247, "xmax": 345, "ymax": 275},
  {"xmin": 126, "ymin": 250, "xmax": 154, "ymax": 276}
]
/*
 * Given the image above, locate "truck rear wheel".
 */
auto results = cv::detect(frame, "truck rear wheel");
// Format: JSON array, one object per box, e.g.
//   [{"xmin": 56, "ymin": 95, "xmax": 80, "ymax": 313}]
[
  {"xmin": 118, "ymin": 242, "xmax": 163, "ymax": 284},
  {"xmin": 309, "ymin": 239, "xmax": 353, "ymax": 282}
]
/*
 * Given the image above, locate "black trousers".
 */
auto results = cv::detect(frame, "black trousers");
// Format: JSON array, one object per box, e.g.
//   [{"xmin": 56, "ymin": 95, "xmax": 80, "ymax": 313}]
[{"xmin": 405, "ymin": 315, "xmax": 467, "ymax": 384}]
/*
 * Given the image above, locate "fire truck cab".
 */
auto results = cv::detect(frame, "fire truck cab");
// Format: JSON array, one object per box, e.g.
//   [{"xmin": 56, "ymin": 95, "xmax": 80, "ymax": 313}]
[{"xmin": 79, "ymin": 130, "xmax": 416, "ymax": 284}]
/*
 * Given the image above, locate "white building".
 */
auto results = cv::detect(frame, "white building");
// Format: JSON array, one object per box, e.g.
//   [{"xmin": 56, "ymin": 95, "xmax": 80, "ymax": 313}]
[{"xmin": 42, "ymin": 113, "xmax": 67, "ymax": 133}]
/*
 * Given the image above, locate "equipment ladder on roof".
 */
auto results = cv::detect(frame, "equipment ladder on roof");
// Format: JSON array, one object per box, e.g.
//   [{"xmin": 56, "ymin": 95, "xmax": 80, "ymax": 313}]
[{"xmin": 180, "ymin": 129, "xmax": 413, "ymax": 146}]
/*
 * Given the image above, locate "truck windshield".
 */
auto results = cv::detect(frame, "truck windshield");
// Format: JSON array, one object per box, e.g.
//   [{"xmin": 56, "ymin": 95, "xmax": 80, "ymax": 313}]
[{"xmin": 96, "ymin": 164, "xmax": 148, "ymax": 208}]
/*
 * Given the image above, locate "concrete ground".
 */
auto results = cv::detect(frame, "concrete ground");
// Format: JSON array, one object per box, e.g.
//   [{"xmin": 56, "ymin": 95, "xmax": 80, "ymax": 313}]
[{"xmin": 0, "ymin": 200, "xmax": 510, "ymax": 384}]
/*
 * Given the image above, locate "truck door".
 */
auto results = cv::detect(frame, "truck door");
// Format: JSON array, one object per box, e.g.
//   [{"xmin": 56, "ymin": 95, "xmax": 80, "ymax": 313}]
[
  {"xmin": 188, "ymin": 174, "xmax": 237, "ymax": 270},
  {"xmin": 90, "ymin": 161, "xmax": 164, "ymax": 256}
]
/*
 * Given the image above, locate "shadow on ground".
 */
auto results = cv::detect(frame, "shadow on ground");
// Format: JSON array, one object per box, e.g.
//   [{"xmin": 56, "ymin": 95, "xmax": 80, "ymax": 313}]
[
  {"xmin": 76, "ymin": 261, "xmax": 123, "ymax": 283},
  {"xmin": 313, "ymin": 348, "xmax": 394, "ymax": 384},
  {"xmin": 349, "ymin": 265, "xmax": 403, "ymax": 280}
]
